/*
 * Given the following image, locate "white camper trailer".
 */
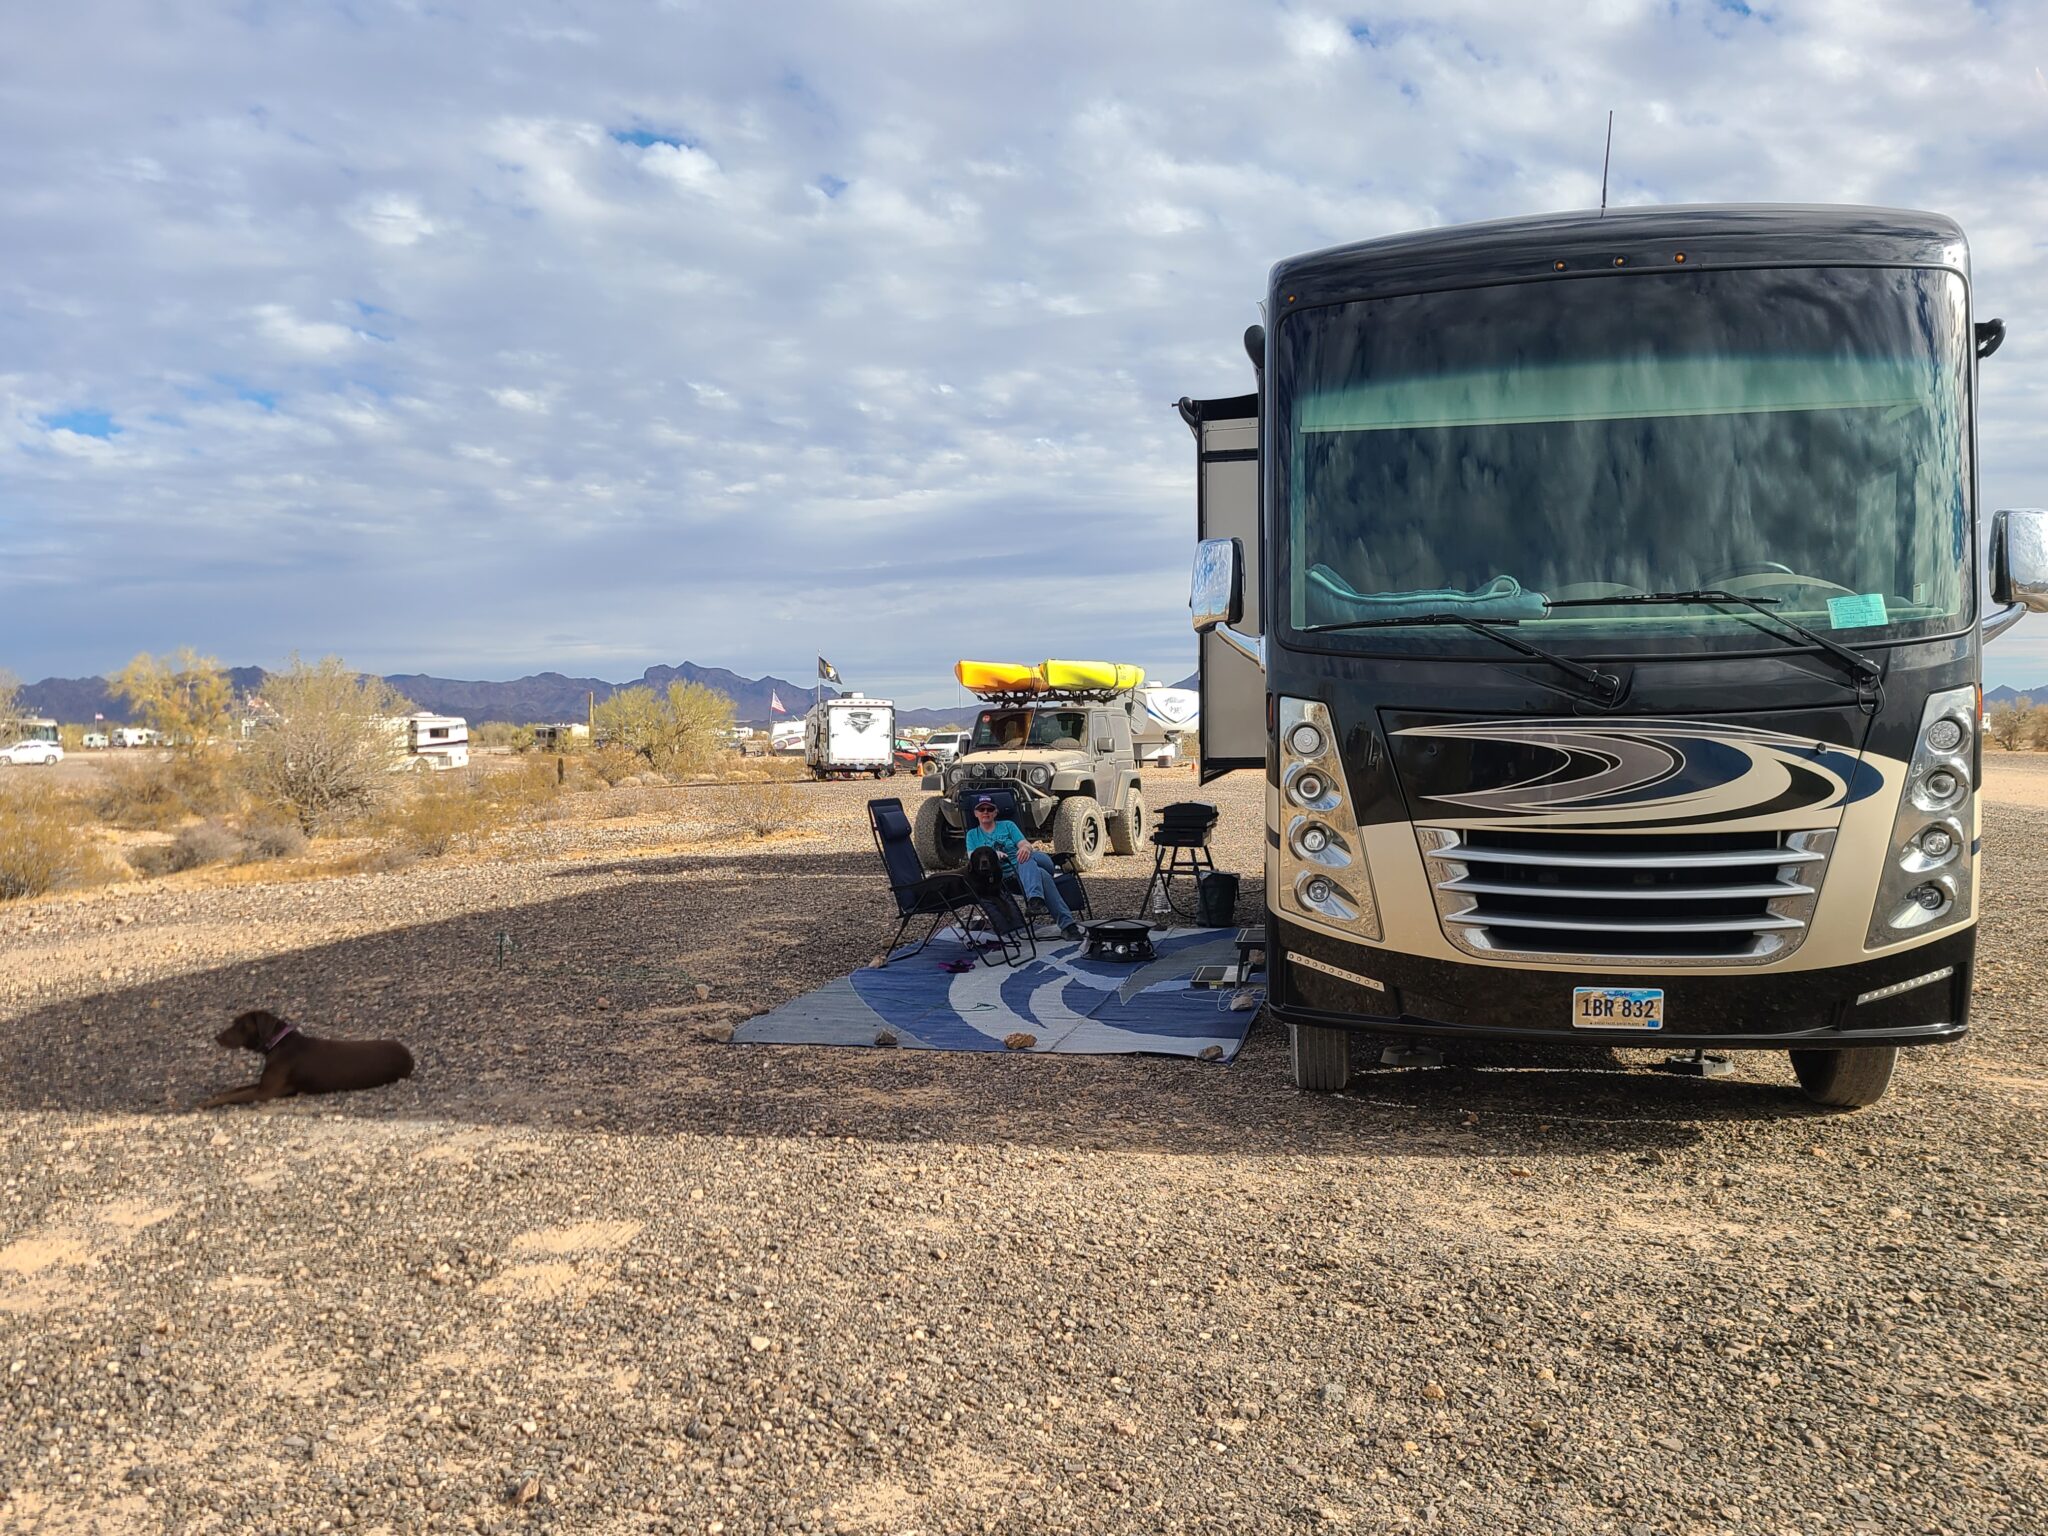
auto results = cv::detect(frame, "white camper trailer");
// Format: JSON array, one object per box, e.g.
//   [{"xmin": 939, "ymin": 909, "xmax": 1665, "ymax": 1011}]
[
  {"xmin": 391, "ymin": 712, "xmax": 470, "ymax": 770},
  {"xmin": 1134, "ymin": 686, "xmax": 1199, "ymax": 767},
  {"xmin": 804, "ymin": 693, "xmax": 897, "ymax": 779}
]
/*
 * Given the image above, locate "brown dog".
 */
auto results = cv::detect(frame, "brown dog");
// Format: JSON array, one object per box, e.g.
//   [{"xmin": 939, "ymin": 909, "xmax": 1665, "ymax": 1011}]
[{"xmin": 198, "ymin": 1009, "xmax": 414, "ymax": 1109}]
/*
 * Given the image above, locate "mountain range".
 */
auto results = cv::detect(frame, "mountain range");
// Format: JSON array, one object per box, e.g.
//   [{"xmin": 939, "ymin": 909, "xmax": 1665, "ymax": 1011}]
[
  {"xmin": 19, "ymin": 666, "xmax": 2033, "ymax": 731},
  {"xmin": 16, "ymin": 663, "xmax": 978, "ymax": 730}
]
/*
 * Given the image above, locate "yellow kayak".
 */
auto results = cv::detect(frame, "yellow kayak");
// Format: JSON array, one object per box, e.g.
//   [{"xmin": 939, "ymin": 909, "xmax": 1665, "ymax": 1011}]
[
  {"xmin": 1039, "ymin": 659, "xmax": 1145, "ymax": 692},
  {"xmin": 956, "ymin": 660, "xmax": 1044, "ymax": 694}
]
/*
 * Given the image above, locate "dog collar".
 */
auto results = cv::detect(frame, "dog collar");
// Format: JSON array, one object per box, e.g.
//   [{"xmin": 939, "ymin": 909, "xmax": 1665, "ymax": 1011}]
[{"xmin": 260, "ymin": 1019, "xmax": 299, "ymax": 1053}]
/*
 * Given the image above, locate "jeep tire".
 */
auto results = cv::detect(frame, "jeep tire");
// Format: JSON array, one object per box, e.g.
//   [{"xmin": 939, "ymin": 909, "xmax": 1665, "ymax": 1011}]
[
  {"xmin": 913, "ymin": 797, "xmax": 964, "ymax": 872},
  {"xmin": 1107, "ymin": 786, "xmax": 1146, "ymax": 856},
  {"xmin": 1052, "ymin": 795, "xmax": 1107, "ymax": 871}
]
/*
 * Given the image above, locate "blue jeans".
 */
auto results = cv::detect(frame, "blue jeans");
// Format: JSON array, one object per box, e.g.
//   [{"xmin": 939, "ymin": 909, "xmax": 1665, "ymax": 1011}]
[{"xmin": 1012, "ymin": 850, "xmax": 1076, "ymax": 928}]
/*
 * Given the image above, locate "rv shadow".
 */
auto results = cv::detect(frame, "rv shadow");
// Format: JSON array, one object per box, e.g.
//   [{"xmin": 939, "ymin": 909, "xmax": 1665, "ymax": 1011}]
[{"xmin": 0, "ymin": 850, "xmax": 1811, "ymax": 1156}]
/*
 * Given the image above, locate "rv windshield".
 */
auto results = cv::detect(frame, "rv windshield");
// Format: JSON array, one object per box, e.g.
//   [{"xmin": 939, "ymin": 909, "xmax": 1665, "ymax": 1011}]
[
  {"xmin": 1279, "ymin": 266, "xmax": 1972, "ymax": 653},
  {"xmin": 971, "ymin": 708, "xmax": 1089, "ymax": 751}
]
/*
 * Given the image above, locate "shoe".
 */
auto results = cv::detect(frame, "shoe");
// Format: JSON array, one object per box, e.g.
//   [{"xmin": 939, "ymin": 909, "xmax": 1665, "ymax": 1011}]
[{"xmin": 1062, "ymin": 923, "xmax": 1085, "ymax": 941}]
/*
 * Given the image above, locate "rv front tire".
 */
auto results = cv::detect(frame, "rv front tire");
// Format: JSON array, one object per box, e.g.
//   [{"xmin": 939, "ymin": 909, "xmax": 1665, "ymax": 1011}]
[
  {"xmin": 1789, "ymin": 1045, "xmax": 1898, "ymax": 1108},
  {"xmin": 1291, "ymin": 1023, "xmax": 1351, "ymax": 1093}
]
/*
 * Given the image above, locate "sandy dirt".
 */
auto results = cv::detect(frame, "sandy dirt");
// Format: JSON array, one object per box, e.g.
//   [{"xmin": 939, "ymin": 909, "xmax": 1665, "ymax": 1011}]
[{"xmin": 1, "ymin": 768, "xmax": 2044, "ymax": 1535}]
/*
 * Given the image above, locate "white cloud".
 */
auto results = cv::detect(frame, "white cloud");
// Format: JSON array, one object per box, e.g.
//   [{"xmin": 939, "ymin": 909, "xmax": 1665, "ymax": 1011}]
[
  {"xmin": 347, "ymin": 192, "xmax": 439, "ymax": 246},
  {"xmin": 253, "ymin": 304, "xmax": 360, "ymax": 357},
  {"xmin": 0, "ymin": 0, "xmax": 2043, "ymax": 698}
]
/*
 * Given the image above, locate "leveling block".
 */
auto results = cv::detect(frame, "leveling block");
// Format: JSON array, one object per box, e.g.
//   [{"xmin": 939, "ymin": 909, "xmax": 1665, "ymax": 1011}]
[{"xmin": 731, "ymin": 928, "xmax": 1255, "ymax": 1060}]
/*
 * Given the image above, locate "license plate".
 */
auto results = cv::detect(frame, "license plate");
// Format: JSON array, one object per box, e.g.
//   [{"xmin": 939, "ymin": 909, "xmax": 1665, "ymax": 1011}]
[{"xmin": 1572, "ymin": 986, "xmax": 1665, "ymax": 1031}]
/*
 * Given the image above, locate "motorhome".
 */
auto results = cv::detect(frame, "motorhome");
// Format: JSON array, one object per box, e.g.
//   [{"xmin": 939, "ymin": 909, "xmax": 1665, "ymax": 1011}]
[
  {"xmin": 1188, "ymin": 204, "xmax": 2047, "ymax": 1107},
  {"xmin": 804, "ymin": 693, "xmax": 897, "ymax": 779},
  {"xmin": 110, "ymin": 727, "xmax": 160, "ymax": 749}
]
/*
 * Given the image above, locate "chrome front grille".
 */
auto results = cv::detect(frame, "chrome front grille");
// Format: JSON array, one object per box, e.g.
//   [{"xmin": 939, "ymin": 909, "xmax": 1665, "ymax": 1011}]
[{"xmin": 1418, "ymin": 826, "xmax": 1835, "ymax": 966}]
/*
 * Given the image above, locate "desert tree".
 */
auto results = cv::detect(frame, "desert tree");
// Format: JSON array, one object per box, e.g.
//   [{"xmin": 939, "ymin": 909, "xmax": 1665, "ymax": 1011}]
[
  {"xmin": 239, "ymin": 655, "xmax": 415, "ymax": 832},
  {"xmin": 0, "ymin": 669, "xmax": 21, "ymax": 737},
  {"xmin": 112, "ymin": 648, "xmax": 234, "ymax": 750},
  {"xmin": 592, "ymin": 682, "xmax": 733, "ymax": 777},
  {"xmin": 1986, "ymin": 697, "xmax": 2037, "ymax": 752}
]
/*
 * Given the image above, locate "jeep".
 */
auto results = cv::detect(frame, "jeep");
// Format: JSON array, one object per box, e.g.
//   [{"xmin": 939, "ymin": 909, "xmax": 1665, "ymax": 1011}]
[{"xmin": 912, "ymin": 696, "xmax": 1148, "ymax": 872}]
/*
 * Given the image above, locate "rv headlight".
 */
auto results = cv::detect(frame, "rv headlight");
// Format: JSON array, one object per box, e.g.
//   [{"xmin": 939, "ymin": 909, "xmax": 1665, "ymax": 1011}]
[
  {"xmin": 1287, "ymin": 722, "xmax": 1325, "ymax": 759},
  {"xmin": 1277, "ymin": 698, "xmax": 1381, "ymax": 940},
  {"xmin": 1867, "ymin": 685, "xmax": 1978, "ymax": 949},
  {"xmin": 1926, "ymin": 717, "xmax": 1965, "ymax": 754}
]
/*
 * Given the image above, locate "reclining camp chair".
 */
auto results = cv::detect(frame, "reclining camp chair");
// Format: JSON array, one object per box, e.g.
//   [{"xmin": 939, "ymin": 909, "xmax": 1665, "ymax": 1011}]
[
  {"xmin": 953, "ymin": 786, "xmax": 1094, "ymax": 926},
  {"xmin": 868, "ymin": 799, "xmax": 1035, "ymax": 967}
]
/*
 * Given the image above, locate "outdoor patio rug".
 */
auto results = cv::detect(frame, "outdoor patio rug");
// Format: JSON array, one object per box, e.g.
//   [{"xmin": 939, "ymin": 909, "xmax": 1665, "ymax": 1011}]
[{"xmin": 732, "ymin": 927, "xmax": 1258, "ymax": 1061}]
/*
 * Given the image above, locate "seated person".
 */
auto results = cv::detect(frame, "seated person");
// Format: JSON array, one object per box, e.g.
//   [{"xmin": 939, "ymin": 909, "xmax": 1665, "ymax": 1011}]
[{"xmin": 964, "ymin": 796, "xmax": 1084, "ymax": 940}]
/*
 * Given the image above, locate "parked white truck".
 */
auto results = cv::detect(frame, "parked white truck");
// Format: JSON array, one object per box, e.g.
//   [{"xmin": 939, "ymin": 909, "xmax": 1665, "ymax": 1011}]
[{"xmin": 804, "ymin": 693, "xmax": 897, "ymax": 779}]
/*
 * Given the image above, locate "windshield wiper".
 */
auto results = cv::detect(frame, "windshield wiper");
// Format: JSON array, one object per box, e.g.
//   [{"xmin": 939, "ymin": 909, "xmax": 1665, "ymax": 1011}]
[
  {"xmin": 1544, "ymin": 589, "xmax": 1884, "ymax": 708},
  {"xmin": 1301, "ymin": 613, "xmax": 1623, "ymax": 703}
]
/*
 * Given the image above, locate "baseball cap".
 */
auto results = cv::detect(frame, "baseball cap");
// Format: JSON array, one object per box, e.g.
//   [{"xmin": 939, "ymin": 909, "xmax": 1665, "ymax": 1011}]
[{"xmin": 973, "ymin": 795, "xmax": 995, "ymax": 809}]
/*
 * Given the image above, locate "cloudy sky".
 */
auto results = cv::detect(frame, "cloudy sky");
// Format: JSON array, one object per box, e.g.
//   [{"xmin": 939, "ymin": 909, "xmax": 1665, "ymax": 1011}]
[{"xmin": 4, "ymin": 0, "xmax": 2046, "ymax": 706}]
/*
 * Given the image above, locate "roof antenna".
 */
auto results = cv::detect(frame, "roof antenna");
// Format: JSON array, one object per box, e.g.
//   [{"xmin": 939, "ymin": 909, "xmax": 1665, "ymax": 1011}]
[{"xmin": 1599, "ymin": 110, "xmax": 1614, "ymax": 217}]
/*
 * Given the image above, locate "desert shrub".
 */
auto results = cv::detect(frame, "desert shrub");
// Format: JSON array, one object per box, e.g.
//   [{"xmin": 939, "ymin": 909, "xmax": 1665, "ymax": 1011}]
[
  {"xmin": 92, "ymin": 754, "xmax": 239, "ymax": 829},
  {"xmin": 479, "ymin": 757, "xmax": 562, "ymax": 813},
  {"xmin": 239, "ymin": 655, "xmax": 413, "ymax": 832},
  {"xmin": 710, "ymin": 781, "xmax": 807, "ymax": 839},
  {"xmin": 384, "ymin": 778, "xmax": 497, "ymax": 856},
  {"xmin": 164, "ymin": 818, "xmax": 248, "ymax": 872},
  {"xmin": 584, "ymin": 745, "xmax": 642, "ymax": 787},
  {"xmin": 240, "ymin": 811, "xmax": 308, "ymax": 861},
  {"xmin": 0, "ymin": 788, "xmax": 92, "ymax": 900},
  {"xmin": 592, "ymin": 682, "xmax": 733, "ymax": 778},
  {"xmin": 1987, "ymin": 698, "xmax": 2038, "ymax": 751}
]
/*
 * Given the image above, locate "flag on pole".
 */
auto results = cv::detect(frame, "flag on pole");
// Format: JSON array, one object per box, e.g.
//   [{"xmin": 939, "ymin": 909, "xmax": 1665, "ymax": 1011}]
[
  {"xmin": 817, "ymin": 657, "xmax": 841, "ymax": 684},
  {"xmin": 94, "ymin": 713, "xmax": 104, "ymax": 721},
  {"xmin": 769, "ymin": 691, "xmax": 787, "ymax": 715}
]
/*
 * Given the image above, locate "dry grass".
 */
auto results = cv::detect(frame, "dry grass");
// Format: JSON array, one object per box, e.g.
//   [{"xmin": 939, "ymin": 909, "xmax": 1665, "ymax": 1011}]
[
  {"xmin": 0, "ymin": 788, "xmax": 99, "ymax": 900},
  {"xmin": 705, "ymin": 780, "xmax": 809, "ymax": 839},
  {"xmin": 89, "ymin": 754, "xmax": 238, "ymax": 830}
]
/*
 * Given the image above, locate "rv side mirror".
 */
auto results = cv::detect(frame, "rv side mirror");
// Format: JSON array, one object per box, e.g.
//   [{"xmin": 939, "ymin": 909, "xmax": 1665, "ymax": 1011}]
[
  {"xmin": 1190, "ymin": 537, "xmax": 1244, "ymax": 633},
  {"xmin": 1989, "ymin": 508, "xmax": 2048, "ymax": 614}
]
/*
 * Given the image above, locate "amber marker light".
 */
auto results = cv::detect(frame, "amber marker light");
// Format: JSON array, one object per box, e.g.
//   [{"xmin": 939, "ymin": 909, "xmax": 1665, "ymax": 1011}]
[
  {"xmin": 1553, "ymin": 260, "xmax": 1566, "ymax": 271},
  {"xmin": 1613, "ymin": 256, "xmax": 1626, "ymax": 266},
  {"xmin": 1673, "ymin": 251, "xmax": 1687, "ymax": 263}
]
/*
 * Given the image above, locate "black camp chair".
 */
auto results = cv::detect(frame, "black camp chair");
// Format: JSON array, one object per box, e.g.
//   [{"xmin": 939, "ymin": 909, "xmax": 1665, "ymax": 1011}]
[
  {"xmin": 954, "ymin": 786, "xmax": 1094, "ymax": 923},
  {"xmin": 869, "ymin": 799, "xmax": 1034, "ymax": 967}
]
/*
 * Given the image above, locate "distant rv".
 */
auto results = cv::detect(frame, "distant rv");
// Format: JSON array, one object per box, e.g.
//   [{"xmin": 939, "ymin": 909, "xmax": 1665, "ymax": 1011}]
[
  {"xmin": 389, "ymin": 712, "xmax": 470, "ymax": 770},
  {"xmin": 18, "ymin": 717, "xmax": 60, "ymax": 745},
  {"xmin": 110, "ymin": 727, "xmax": 161, "ymax": 749},
  {"xmin": 1134, "ymin": 686, "xmax": 1199, "ymax": 765}
]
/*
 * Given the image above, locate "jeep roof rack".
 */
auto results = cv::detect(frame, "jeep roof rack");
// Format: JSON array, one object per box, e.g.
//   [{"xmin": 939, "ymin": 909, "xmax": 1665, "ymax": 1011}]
[{"xmin": 968, "ymin": 688, "xmax": 1135, "ymax": 706}]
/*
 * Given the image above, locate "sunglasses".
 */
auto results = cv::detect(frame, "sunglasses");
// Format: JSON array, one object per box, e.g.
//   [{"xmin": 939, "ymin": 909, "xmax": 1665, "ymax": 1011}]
[{"xmin": 975, "ymin": 805, "xmax": 995, "ymax": 814}]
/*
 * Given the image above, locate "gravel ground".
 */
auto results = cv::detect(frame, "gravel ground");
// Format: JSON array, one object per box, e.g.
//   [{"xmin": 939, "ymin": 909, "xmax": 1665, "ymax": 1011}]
[{"xmin": 2, "ymin": 766, "xmax": 2044, "ymax": 1535}]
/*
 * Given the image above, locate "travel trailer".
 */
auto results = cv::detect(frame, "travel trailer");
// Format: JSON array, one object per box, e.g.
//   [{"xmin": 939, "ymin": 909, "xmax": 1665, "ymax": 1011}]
[
  {"xmin": 804, "ymin": 693, "xmax": 897, "ymax": 779},
  {"xmin": 1133, "ymin": 686, "xmax": 1199, "ymax": 766},
  {"xmin": 1187, "ymin": 204, "xmax": 2046, "ymax": 1107},
  {"xmin": 390, "ymin": 712, "xmax": 469, "ymax": 770}
]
